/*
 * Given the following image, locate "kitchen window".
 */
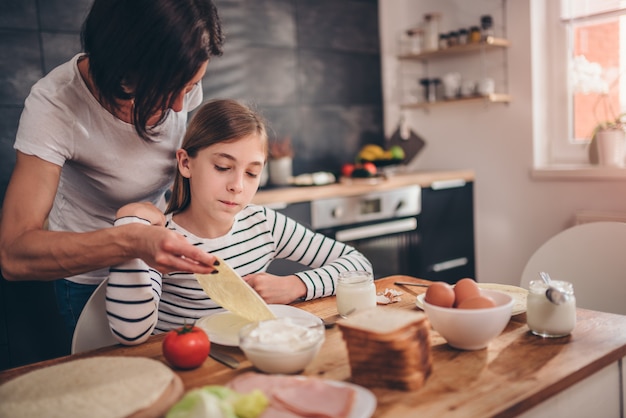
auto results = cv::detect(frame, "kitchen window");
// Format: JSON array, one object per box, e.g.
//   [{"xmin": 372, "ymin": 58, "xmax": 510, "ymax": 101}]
[{"xmin": 532, "ymin": 0, "xmax": 626, "ymax": 179}]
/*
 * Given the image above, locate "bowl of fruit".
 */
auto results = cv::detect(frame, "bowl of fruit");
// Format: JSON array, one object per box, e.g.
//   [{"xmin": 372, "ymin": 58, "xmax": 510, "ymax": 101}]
[{"xmin": 340, "ymin": 144, "xmax": 405, "ymax": 183}]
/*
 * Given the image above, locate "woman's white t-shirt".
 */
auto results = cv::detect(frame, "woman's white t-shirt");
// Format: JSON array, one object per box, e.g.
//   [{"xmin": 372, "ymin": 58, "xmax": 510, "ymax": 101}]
[{"xmin": 14, "ymin": 54, "xmax": 202, "ymax": 284}]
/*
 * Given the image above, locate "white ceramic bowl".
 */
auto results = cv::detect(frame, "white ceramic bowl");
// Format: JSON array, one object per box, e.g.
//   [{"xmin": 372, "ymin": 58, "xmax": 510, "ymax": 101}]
[
  {"xmin": 423, "ymin": 289, "xmax": 514, "ymax": 350},
  {"xmin": 239, "ymin": 316, "xmax": 325, "ymax": 374}
]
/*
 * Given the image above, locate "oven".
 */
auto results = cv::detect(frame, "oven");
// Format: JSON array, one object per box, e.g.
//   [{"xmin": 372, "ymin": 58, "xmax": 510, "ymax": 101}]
[
  {"xmin": 312, "ymin": 186, "xmax": 421, "ymax": 279},
  {"xmin": 266, "ymin": 186, "xmax": 421, "ymax": 279}
]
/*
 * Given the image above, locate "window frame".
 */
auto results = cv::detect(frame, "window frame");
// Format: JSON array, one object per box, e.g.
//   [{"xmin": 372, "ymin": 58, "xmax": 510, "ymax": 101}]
[{"xmin": 531, "ymin": 0, "xmax": 626, "ymax": 179}]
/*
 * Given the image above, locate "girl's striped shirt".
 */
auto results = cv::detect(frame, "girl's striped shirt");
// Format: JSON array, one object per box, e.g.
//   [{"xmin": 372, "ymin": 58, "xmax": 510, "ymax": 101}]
[{"xmin": 106, "ymin": 204, "xmax": 372, "ymax": 345}]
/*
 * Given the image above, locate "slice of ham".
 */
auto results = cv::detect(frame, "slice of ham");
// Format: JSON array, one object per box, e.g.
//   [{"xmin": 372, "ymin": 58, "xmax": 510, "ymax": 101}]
[
  {"xmin": 272, "ymin": 377, "xmax": 355, "ymax": 418},
  {"xmin": 228, "ymin": 372, "xmax": 356, "ymax": 418},
  {"xmin": 229, "ymin": 372, "xmax": 294, "ymax": 393}
]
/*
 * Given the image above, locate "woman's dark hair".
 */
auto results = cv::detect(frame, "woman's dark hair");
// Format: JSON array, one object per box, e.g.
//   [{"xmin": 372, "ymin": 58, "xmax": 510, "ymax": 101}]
[
  {"xmin": 81, "ymin": 0, "xmax": 224, "ymax": 141},
  {"xmin": 166, "ymin": 99, "xmax": 268, "ymax": 215}
]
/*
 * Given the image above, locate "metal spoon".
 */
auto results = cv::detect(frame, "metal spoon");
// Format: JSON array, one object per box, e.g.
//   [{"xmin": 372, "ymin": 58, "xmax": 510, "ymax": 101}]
[{"xmin": 539, "ymin": 272, "xmax": 570, "ymax": 305}]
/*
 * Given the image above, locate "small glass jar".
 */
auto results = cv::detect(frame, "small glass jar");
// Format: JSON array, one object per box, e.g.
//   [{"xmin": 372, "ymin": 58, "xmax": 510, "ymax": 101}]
[
  {"xmin": 469, "ymin": 26, "xmax": 481, "ymax": 43},
  {"xmin": 526, "ymin": 280, "xmax": 576, "ymax": 338},
  {"xmin": 336, "ymin": 271, "xmax": 376, "ymax": 318},
  {"xmin": 432, "ymin": 78, "xmax": 443, "ymax": 101},
  {"xmin": 423, "ymin": 13, "xmax": 441, "ymax": 51},
  {"xmin": 407, "ymin": 29, "xmax": 424, "ymax": 54},
  {"xmin": 481, "ymin": 15, "xmax": 494, "ymax": 39},
  {"xmin": 447, "ymin": 31, "xmax": 459, "ymax": 47},
  {"xmin": 438, "ymin": 33, "xmax": 448, "ymax": 49},
  {"xmin": 458, "ymin": 28, "xmax": 469, "ymax": 45}
]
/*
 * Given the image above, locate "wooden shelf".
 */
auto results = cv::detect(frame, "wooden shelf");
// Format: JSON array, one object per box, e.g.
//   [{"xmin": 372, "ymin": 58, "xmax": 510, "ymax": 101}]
[
  {"xmin": 398, "ymin": 36, "xmax": 510, "ymax": 61},
  {"xmin": 400, "ymin": 93, "xmax": 511, "ymax": 110}
]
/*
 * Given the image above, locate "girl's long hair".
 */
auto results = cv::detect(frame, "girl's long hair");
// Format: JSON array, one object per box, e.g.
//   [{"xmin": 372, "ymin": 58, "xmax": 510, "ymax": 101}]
[{"xmin": 166, "ymin": 99, "xmax": 268, "ymax": 215}]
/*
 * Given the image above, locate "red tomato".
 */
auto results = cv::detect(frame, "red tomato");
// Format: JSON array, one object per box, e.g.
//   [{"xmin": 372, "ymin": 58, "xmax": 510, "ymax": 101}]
[
  {"xmin": 162, "ymin": 324, "xmax": 210, "ymax": 370},
  {"xmin": 341, "ymin": 163, "xmax": 355, "ymax": 178},
  {"xmin": 362, "ymin": 162, "xmax": 377, "ymax": 175}
]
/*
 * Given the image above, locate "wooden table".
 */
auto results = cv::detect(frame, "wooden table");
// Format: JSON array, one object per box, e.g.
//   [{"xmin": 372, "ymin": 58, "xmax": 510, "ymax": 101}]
[{"xmin": 2, "ymin": 276, "xmax": 626, "ymax": 417}]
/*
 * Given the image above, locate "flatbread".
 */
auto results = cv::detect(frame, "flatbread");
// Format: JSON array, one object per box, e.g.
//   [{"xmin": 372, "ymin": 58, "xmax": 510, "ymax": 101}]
[
  {"xmin": 195, "ymin": 257, "xmax": 276, "ymax": 322},
  {"xmin": 0, "ymin": 356, "xmax": 180, "ymax": 418}
]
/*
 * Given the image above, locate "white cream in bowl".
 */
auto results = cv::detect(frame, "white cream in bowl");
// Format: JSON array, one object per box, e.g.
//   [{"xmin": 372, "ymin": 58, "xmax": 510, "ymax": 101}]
[{"xmin": 239, "ymin": 317, "xmax": 325, "ymax": 374}]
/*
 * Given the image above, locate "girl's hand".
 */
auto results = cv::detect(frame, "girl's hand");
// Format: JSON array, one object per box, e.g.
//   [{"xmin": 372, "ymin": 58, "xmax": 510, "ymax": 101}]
[{"xmin": 243, "ymin": 272, "xmax": 307, "ymax": 304}]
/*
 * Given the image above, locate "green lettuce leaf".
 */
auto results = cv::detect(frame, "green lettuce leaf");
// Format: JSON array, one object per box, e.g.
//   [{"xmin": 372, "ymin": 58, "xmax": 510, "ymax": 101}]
[{"xmin": 166, "ymin": 385, "xmax": 268, "ymax": 418}]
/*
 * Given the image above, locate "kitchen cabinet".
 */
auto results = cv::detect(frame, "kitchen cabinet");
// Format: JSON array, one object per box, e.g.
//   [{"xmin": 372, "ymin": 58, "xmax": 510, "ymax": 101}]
[
  {"xmin": 414, "ymin": 180, "xmax": 475, "ymax": 283},
  {"xmin": 265, "ymin": 177, "xmax": 475, "ymax": 284}
]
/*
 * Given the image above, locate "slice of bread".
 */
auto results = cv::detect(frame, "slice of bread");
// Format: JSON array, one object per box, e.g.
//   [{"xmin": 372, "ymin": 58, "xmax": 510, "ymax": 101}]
[{"xmin": 337, "ymin": 307, "xmax": 427, "ymax": 335}]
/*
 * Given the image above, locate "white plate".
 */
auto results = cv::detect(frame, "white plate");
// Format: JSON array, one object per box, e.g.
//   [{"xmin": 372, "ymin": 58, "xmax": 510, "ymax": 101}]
[
  {"xmin": 196, "ymin": 304, "xmax": 322, "ymax": 347},
  {"xmin": 415, "ymin": 283, "xmax": 528, "ymax": 316}
]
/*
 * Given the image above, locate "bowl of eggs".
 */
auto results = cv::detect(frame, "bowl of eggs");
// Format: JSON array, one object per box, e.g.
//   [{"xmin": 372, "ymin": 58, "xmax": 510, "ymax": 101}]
[{"xmin": 422, "ymin": 278, "xmax": 514, "ymax": 350}]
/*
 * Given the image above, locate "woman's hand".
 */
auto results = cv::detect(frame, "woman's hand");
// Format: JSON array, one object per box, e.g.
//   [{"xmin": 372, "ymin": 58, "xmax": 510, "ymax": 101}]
[
  {"xmin": 243, "ymin": 272, "xmax": 307, "ymax": 304},
  {"xmin": 125, "ymin": 223, "xmax": 217, "ymax": 274},
  {"xmin": 116, "ymin": 202, "xmax": 166, "ymax": 226}
]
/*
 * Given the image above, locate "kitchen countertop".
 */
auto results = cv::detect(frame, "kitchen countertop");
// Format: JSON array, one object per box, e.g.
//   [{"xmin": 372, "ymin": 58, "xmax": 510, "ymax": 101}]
[
  {"xmin": 253, "ymin": 169, "xmax": 475, "ymax": 205},
  {"xmin": 2, "ymin": 275, "xmax": 624, "ymax": 417}
]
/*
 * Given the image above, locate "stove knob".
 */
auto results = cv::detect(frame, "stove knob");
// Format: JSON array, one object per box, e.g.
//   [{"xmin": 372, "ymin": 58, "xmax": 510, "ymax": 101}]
[
  {"xmin": 395, "ymin": 200, "xmax": 405, "ymax": 211},
  {"xmin": 332, "ymin": 206, "xmax": 343, "ymax": 219}
]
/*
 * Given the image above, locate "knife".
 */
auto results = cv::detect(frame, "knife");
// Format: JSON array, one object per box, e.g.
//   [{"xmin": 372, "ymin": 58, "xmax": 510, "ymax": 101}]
[
  {"xmin": 394, "ymin": 281, "xmax": 430, "ymax": 287},
  {"xmin": 209, "ymin": 350, "xmax": 240, "ymax": 369}
]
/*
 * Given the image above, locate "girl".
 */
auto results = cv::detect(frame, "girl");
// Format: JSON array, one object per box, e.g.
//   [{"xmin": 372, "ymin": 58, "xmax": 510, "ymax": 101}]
[{"xmin": 106, "ymin": 99, "xmax": 372, "ymax": 345}]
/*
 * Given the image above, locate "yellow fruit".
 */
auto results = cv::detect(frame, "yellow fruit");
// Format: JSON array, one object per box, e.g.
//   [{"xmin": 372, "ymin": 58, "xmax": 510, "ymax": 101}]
[{"xmin": 357, "ymin": 144, "xmax": 385, "ymax": 161}]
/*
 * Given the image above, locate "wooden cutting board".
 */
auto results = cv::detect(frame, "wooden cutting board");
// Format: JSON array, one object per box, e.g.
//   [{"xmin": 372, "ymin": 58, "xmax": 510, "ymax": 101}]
[{"xmin": 386, "ymin": 123, "xmax": 426, "ymax": 164}]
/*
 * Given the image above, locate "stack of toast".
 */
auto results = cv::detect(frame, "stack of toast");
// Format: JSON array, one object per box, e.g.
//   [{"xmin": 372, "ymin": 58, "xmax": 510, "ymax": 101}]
[{"xmin": 337, "ymin": 308, "xmax": 432, "ymax": 391}]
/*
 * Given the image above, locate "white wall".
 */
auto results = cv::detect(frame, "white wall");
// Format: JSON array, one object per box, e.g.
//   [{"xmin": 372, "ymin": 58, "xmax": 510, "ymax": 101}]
[{"xmin": 380, "ymin": 0, "xmax": 626, "ymax": 286}]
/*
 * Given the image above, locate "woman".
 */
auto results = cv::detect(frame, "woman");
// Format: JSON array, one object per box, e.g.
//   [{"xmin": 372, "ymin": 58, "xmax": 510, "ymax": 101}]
[
  {"xmin": 0, "ymin": 0, "xmax": 224, "ymax": 335},
  {"xmin": 106, "ymin": 99, "xmax": 372, "ymax": 344}
]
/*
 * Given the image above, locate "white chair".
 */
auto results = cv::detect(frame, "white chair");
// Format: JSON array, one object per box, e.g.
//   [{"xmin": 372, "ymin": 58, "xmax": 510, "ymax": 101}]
[
  {"xmin": 520, "ymin": 221, "xmax": 626, "ymax": 316},
  {"xmin": 71, "ymin": 278, "xmax": 118, "ymax": 354}
]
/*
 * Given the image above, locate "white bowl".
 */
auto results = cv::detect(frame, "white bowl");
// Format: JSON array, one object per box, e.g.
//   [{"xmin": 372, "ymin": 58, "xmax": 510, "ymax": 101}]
[
  {"xmin": 423, "ymin": 289, "xmax": 514, "ymax": 350},
  {"xmin": 239, "ymin": 316, "xmax": 325, "ymax": 374}
]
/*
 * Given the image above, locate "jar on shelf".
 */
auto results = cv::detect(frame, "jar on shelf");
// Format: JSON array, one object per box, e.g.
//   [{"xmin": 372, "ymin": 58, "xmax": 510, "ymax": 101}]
[
  {"xmin": 447, "ymin": 31, "xmax": 459, "ymax": 47},
  {"xmin": 423, "ymin": 13, "xmax": 441, "ymax": 51},
  {"xmin": 397, "ymin": 30, "xmax": 411, "ymax": 55},
  {"xmin": 419, "ymin": 78, "xmax": 433, "ymax": 102},
  {"xmin": 481, "ymin": 15, "xmax": 494, "ymax": 39},
  {"xmin": 407, "ymin": 28, "xmax": 424, "ymax": 54},
  {"xmin": 398, "ymin": 29, "xmax": 423, "ymax": 55},
  {"xmin": 458, "ymin": 28, "xmax": 469, "ymax": 45},
  {"xmin": 438, "ymin": 33, "xmax": 448, "ymax": 49},
  {"xmin": 469, "ymin": 26, "xmax": 481, "ymax": 43},
  {"xmin": 432, "ymin": 78, "xmax": 443, "ymax": 101}
]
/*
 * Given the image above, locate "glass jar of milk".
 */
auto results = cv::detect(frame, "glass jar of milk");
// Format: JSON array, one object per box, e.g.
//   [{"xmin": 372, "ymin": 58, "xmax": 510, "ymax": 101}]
[
  {"xmin": 526, "ymin": 280, "xmax": 576, "ymax": 337},
  {"xmin": 336, "ymin": 271, "xmax": 376, "ymax": 318}
]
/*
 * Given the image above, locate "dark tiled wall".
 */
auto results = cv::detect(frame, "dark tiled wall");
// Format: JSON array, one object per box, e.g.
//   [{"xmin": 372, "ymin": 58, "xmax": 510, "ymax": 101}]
[{"xmin": 0, "ymin": 0, "xmax": 381, "ymax": 369}]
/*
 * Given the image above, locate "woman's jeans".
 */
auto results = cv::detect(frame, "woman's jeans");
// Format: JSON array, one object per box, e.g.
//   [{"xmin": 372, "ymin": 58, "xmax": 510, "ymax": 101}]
[{"xmin": 54, "ymin": 279, "xmax": 98, "ymax": 338}]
